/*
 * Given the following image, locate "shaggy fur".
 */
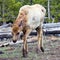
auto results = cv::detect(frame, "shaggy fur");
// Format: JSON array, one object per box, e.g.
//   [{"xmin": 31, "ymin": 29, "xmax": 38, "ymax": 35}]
[{"xmin": 12, "ymin": 4, "xmax": 46, "ymax": 57}]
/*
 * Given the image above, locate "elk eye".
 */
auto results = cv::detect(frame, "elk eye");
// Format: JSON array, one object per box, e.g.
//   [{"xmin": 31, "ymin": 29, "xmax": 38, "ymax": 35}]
[{"xmin": 16, "ymin": 32, "xmax": 19, "ymax": 35}]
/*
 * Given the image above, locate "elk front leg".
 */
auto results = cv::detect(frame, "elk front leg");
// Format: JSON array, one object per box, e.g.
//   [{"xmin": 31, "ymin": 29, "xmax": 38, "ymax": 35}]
[
  {"xmin": 22, "ymin": 35, "xmax": 28, "ymax": 57},
  {"xmin": 22, "ymin": 27, "xmax": 31, "ymax": 57},
  {"xmin": 36, "ymin": 27, "xmax": 44, "ymax": 52}
]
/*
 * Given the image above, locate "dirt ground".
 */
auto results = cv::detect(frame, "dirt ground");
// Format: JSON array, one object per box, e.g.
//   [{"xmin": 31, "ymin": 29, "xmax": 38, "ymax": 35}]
[{"xmin": 0, "ymin": 35, "xmax": 60, "ymax": 60}]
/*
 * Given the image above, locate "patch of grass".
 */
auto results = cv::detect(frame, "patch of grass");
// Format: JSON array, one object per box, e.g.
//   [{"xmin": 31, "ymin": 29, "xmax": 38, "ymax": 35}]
[{"xmin": 0, "ymin": 46, "xmax": 22, "ymax": 58}]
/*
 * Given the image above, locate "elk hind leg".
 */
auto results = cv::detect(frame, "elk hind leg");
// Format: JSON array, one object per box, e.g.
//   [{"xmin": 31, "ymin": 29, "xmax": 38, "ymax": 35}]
[{"xmin": 36, "ymin": 27, "xmax": 44, "ymax": 52}]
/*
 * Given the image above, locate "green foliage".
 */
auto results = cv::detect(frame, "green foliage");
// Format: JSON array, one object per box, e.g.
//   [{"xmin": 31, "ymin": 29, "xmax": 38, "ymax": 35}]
[
  {"xmin": 22, "ymin": 0, "xmax": 30, "ymax": 5},
  {"xmin": 33, "ymin": 0, "xmax": 47, "ymax": 6},
  {"xmin": 0, "ymin": 0, "xmax": 60, "ymax": 23},
  {"xmin": 0, "ymin": 0, "xmax": 22, "ymax": 23}
]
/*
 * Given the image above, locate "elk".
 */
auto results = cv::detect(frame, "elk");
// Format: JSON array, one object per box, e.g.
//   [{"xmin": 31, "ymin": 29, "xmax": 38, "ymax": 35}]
[{"xmin": 12, "ymin": 4, "xmax": 46, "ymax": 57}]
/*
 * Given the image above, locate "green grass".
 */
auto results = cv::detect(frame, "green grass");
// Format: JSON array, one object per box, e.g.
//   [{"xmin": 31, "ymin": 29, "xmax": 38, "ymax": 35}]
[
  {"xmin": 0, "ymin": 46, "xmax": 22, "ymax": 58},
  {"xmin": 0, "ymin": 43, "xmax": 42, "ymax": 60},
  {"xmin": 0, "ymin": 37, "xmax": 60, "ymax": 60}
]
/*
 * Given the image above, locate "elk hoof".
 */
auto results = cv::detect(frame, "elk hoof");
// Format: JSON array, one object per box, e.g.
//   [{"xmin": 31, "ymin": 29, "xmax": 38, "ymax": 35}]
[
  {"xmin": 22, "ymin": 48, "xmax": 28, "ymax": 57},
  {"xmin": 40, "ymin": 47, "xmax": 44, "ymax": 52}
]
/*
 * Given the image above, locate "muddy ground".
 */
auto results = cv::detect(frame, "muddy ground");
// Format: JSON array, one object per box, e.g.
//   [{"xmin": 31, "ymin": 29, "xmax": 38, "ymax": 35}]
[{"xmin": 0, "ymin": 35, "xmax": 60, "ymax": 60}]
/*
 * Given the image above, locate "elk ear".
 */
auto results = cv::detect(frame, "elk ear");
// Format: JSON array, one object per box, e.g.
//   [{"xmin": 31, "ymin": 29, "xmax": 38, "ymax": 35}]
[
  {"xmin": 18, "ymin": 25, "xmax": 23, "ymax": 32},
  {"xmin": 11, "ymin": 24, "xmax": 15, "ymax": 27},
  {"xmin": 19, "ymin": 21, "xmax": 23, "ymax": 27}
]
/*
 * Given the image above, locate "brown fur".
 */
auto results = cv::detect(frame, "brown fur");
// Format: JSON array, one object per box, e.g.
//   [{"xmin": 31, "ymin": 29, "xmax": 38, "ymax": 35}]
[
  {"xmin": 12, "ymin": 25, "xmax": 19, "ymax": 33},
  {"xmin": 12, "ymin": 4, "xmax": 46, "ymax": 57}
]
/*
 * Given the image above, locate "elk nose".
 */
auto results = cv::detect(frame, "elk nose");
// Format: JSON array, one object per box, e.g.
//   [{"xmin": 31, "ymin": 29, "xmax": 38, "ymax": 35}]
[{"xmin": 13, "ymin": 40, "xmax": 17, "ymax": 43}]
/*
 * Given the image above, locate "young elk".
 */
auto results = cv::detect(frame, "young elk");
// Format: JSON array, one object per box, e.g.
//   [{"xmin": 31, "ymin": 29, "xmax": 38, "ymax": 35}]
[{"xmin": 12, "ymin": 4, "xmax": 46, "ymax": 57}]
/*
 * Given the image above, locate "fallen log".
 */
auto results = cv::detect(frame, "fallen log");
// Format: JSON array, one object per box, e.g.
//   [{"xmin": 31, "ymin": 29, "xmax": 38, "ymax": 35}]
[{"xmin": 0, "ymin": 37, "xmax": 37, "ymax": 47}]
